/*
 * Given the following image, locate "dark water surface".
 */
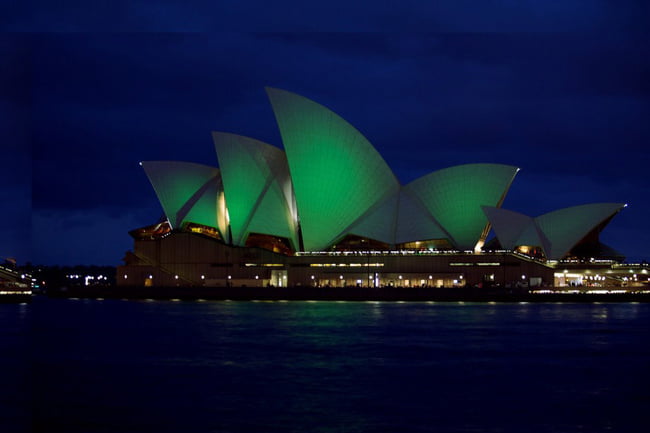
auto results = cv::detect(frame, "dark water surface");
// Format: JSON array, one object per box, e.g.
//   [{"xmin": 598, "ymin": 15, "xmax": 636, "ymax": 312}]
[
  {"xmin": 0, "ymin": 302, "xmax": 30, "ymax": 432},
  {"xmin": 15, "ymin": 299, "xmax": 650, "ymax": 432}
]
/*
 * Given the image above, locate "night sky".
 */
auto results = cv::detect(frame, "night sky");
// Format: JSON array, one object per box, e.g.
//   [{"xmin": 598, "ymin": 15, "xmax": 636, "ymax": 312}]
[{"xmin": 1, "ymin": 3, "xmax": 649, "ymax": 266}]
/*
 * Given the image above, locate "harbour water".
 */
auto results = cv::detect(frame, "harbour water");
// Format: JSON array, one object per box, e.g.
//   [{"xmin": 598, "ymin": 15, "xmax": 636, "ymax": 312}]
[
  {"xmin": 0, "ymin": 302, "xmax": 30, "ymax": 432},
  {"xmin": 6, "ymin": 298, "xmax": 650, "ymax": 432}
]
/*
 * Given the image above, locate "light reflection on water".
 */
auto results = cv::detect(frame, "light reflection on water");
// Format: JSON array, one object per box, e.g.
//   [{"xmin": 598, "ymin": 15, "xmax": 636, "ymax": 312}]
[{"xmin": 28, "ymin": 299, "xmax": 650, "ymax": 433}]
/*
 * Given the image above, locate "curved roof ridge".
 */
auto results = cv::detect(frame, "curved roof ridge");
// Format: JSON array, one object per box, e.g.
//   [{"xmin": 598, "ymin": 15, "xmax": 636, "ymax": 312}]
[
  {"xmin": 265, "ymin": 87, "xmax": 399, "ymax": 182},
  {"xmin": 406, "ymin": 163, "xmax": 520, "ymax": 186},
  {"xmin": 535, "ymin": 202, "xmax": 626, "ymax": 219}
]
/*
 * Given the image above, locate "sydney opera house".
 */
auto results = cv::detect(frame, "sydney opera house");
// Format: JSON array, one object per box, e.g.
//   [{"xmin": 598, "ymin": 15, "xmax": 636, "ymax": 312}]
[{"xmin": 117, "ymin": 88, "xmax": 642, "ymax": 290}]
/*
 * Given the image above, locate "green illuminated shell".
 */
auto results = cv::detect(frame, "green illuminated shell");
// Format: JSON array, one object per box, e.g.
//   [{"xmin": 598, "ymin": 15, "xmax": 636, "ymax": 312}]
[
  {"xmin": 212, "ymin": 132, "xmax": 298, "ymax": 248},
  {"xmin": 481, "ymin": 206, "xmax": 537, "ymax": 250},
  {"xmin": 395, "ymin": 189, "xmax": 449, "ymax": 244},
  {"xmin": 140, "ymin": 89, "xmax": 623, "ymax": 259},
  {"xmin": 483, "ymin": 203, "xmax": 625, "ymax": 259},
  {"xmin": 406, "ymin": 164, "xmax": 519, "ymax": 250},
  {"xmin": 344, "ymin": 191, "xmax": 400, "ymax": 245},
  {"xmin": 535, "ymin": 203, "xmax": 625, "ymax": 259},
  {"xmin": 267, "ymin": 87, "xmax": 400, "ymax": 251},
  {"xmin": 141, "ymin": 161, "xmax": 223, "ymax": 235}
]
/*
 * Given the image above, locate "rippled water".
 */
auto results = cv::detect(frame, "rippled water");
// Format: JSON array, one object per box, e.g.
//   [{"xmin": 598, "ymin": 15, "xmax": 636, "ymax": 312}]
[{"xmin": 6, "ymin": 299, "xmax": 650, "ymax": 432}]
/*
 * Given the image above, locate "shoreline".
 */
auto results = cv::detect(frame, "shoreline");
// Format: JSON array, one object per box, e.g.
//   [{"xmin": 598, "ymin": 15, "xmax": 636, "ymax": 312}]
[{"xmin": 42, "ymin": 286, "xmax": 650, "ymax": 303}]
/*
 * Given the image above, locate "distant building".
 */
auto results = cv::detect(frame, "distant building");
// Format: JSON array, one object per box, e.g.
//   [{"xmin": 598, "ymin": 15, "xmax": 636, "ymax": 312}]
[{"xmin": 118, "ymin": 88, "xmax": 645, "ymax": 290}]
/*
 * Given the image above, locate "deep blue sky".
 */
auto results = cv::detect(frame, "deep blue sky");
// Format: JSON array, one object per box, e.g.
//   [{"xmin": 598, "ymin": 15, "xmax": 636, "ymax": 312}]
[
  {"xmin": 1, "ymin": 4, "xmax": 649, "ymax": 265},
  {"xmin": 3, "ymin": 1, "xmax": 649, "ymax": 32},
  {"xmin": 0, "ymin": 35, "xmax": 31, "ymax": 264}
]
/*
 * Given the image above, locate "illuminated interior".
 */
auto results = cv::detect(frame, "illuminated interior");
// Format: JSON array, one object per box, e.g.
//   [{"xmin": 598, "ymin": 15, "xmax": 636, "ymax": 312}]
[
  {"xmin": 329, "ymin": 234, "xmax": 390, "ymax": 252},
  {"xmin": 245, "ymin": 233, "xmax": 294, "ymax": 256},
  {"xmin": 183, "ymin": 222, "xmax": 222, "ymax": 240},
  {"xmin": 129, "ymin": 221, "xmax": 172, "ymax": 240},
  {"xmin": 515, "ymin": 245, "xmax": 546, "ymax": 259},
  {"xmin": 397, "ymin": 238, "xmax": 454, "ymax": 251}
]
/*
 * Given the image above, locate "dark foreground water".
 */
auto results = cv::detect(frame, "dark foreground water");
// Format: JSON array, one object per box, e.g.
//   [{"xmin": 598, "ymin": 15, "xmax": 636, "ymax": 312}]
[
  {"xmin": 4, "ymin": 299, "xmax": 650, "ymax": 432},
  {"xmin": 0, "ymin": 302, "xmax": 30, "ymax": 432}
]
